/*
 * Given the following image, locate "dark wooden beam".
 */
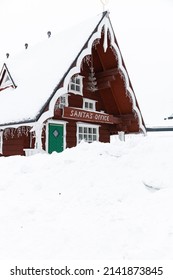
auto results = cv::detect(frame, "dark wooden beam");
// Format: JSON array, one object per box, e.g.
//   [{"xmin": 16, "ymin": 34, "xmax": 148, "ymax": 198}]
[
  {"xmin": 117, "ymin": 125, "xmax": 127, "ymax": 132},
  {"xmin": 97, "ymin": 80, "xmax": 111, "ymax": 90},
  {"xmin": 121, "ymin": 114, "xmax": 134, "ymax": 121},
  {"xmin": 96, "ymin": 68, "xmax": 119, "ymax": 79},
  {"xmin": 111, "ymin": 114, "xmax": 134, "ymax": 125},
  {"xmin": 97, "ymin": 75, "xmax": 115, "ymax": 84},
  {"xmin": 109, "ymin": 84, "xmax": 122, "ymax": 115},
  {"xmin": 95, "ymin": 47, "xmax": 122, "ymax": 114},
  {"xmin": 112, "ymin": 116, "xmax": 122, "ymax": 124}
]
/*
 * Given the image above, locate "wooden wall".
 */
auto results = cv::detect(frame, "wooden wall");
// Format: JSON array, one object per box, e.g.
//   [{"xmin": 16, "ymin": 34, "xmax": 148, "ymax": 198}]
[{"xmin": 1, "ymin": 128, "xmax": 31, "ymax": 156}]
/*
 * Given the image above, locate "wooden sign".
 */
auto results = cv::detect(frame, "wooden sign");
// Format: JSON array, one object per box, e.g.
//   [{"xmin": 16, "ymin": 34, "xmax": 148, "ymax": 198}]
[{"xmin": 63, "ymin": 107, "xmax": 114, "ymax": 124}]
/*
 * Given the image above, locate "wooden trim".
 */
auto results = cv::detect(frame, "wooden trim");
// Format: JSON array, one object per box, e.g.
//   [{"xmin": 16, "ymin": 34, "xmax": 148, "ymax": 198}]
[
  {"xmin": 76, "ymin": 122, "xmax": 100, "ymax": 144},
  {"xmin": 63, "ymin": 107, "xmax": 121, "ymax": 124},
  {"xmin": 0, "ymin": 131, "xmax": 3, "ymax": 154},
  {"xmin": 0, "ymin": 63, "xmax": 16, "ymax": 90},
  {"xmin": 46, "ymin": 119, "xmax": 68, "ymax": 153}
]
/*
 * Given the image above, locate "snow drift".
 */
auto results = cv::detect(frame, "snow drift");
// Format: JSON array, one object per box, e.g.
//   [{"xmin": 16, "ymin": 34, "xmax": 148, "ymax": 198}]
[{"xmin": 0, "ymin": 133, "xmax": 173, "ymax": 259}]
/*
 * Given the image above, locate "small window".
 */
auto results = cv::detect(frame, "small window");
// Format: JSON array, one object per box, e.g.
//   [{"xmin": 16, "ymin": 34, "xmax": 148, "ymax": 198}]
[
  {"xmin": 55, "ymin": 94, "xmax": 68, "ymax": 109},
  {"xmin": 77, "ymin": 123, "xmax": 99, "ymax": 143},
  {"xmin": 0, "ymin": 131, "xmax": 3, "ymax": 154},
  {"xmin": 69, "ymin": 75, "xmax": 83, "ymax": 95},
  {"xmin": 83, "ymin": 98, "xmax": 96, "ymax": 111},
  {"xmin": 0, "ymin": 64, "xmax": 16, "ymax": 91}
]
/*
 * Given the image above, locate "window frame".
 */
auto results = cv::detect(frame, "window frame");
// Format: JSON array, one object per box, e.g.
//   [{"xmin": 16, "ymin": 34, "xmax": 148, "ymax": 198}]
[
  {"xmin": 68, "ymin": 75, "xmax": 83, "ymax": 95},
  {"xmin": 83, "ymin": 98, "xmax": 97, "ymax": 111},
  {"xmin": 76, "ymin": 122, "xmax": 99, "ymax": 144},
  {"xmin": 0, "ymin": 131, "xmax": 3, "ymax": 154},
  {"xmin": 0, "ymin": 64, "xmax": 16, "ymax": 91},
  {"xmin": 55, "ymin": 94, "xmax": 69, "ymax": 110}
]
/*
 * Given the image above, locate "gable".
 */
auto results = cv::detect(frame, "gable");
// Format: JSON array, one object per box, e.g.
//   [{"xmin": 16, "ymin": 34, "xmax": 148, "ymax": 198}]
[
  {"xmin": 52, "ymin": 29, "xmax": 144, "ymax": 134},
  {"xmin": 45, "ymin": 13, "xmax": 146, "ymax": 135},
  {"xmin": 0, "ymin": 63, "xmax": 16, "ymax": 91}
]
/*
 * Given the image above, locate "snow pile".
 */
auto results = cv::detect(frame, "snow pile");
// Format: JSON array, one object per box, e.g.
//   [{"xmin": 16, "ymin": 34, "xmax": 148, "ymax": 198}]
[{"xmin": 0, "ymin": 133, "xmax": 173, "ymax": 259}]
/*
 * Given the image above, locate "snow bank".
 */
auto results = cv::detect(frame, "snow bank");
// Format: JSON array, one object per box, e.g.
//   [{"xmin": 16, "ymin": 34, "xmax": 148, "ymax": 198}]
[{"xmin": 0, "ymin": 133, "xmax": 173, "ymax": 259}]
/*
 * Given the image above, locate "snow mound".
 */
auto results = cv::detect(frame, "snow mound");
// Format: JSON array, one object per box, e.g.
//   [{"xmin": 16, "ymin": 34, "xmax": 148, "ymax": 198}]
[{"xmin": 0, "ymin": 133, "xmax": 173, "ymax": 259}]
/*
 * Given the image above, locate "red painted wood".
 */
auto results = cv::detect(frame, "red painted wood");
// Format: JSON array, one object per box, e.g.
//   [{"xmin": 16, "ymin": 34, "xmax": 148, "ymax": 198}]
[{"xmin": 63, "ymin": 107, "xmax": 115, "ymax": 124}]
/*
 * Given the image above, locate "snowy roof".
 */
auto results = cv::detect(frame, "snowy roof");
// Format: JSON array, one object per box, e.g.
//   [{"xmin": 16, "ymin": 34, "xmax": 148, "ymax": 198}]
[
  {"xmin": 0, "ymin": 13, "xmax": 105, "ymax": 126},
  {"xmin": 146, "ymin": 117, "xmax": 173, "ymax": 131}
]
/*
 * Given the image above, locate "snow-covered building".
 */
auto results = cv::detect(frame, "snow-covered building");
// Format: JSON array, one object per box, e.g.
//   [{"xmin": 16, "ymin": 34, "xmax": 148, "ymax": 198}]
[{"xmin": 0, "ymin": 11, "xmax": 146, "ymax": 156}]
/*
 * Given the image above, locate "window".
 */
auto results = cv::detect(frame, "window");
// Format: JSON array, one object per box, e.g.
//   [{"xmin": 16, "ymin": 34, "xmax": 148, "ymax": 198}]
[
  {"xmin": 77, "ymin": 123, "xmax": 99, "ymax": 143},
  {"xmin": 69, "ymin": 75, "xmax": 83, "ymax": 95},
  {"xmin": 0, "ymin": 131, "xmax": 3, "ymax": 154},
  {"xmin": 55, "ymin": 94, "xmax": 68, "ymax": 109},
  {"xmin": 83, "ymin": 98, "xmax": 96, "ymax": 111},
  {"xmin": 0, "ymin": 71, "xmax": 12, "ymax": 89},
  {"xmin": 0, "ymin": 64, "xmax": 16, "ymax": 91}
]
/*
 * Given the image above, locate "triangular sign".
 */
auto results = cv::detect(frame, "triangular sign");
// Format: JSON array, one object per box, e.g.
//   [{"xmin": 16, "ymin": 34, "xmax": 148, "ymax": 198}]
[{"xmin": 0, "ymin": 63, "xmax": 16, "ymax": 91}]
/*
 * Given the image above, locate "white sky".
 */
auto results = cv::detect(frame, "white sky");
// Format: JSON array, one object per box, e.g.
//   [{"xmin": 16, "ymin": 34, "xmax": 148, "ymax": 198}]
[{"xmin": 0, "ymin": 0, "xmax": 173, "ymax": 125}]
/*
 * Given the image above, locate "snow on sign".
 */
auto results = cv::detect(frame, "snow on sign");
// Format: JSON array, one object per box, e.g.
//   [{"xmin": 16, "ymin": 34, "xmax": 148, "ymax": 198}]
[{"xmin": 0, "ymin": 11, "xmax": 145, "ymax": 157}]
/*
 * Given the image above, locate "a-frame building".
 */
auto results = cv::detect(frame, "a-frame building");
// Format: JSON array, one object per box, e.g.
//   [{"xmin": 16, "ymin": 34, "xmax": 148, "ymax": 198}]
[{"xmin": 0, "ymin": 12, "xmax": 146, "ymax": 156}]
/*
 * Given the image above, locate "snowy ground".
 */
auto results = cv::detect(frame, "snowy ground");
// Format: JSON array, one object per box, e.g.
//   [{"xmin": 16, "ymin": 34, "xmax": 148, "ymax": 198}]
[{"xmin": 0, "ymin": 133, "xmax": 173, "ymax": 260}]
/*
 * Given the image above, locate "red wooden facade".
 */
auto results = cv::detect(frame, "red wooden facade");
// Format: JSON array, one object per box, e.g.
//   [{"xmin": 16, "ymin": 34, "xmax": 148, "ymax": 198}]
[{"xmin": 0, "ymin": 12, "xmax": 146, "ymax": 157}]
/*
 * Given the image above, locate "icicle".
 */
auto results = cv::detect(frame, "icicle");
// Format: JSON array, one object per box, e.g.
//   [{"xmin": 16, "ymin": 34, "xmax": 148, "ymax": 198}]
[
  {"xmin": 103, "ymin": 23, "xmax": 108, "ymax": 52},
  {"xmin": 33, "ymin": 123, "xmax": 43, "ymax": 150},
  {"xmin": 30, "ymin": 123, "xmax": 43, "ymax": 150}
]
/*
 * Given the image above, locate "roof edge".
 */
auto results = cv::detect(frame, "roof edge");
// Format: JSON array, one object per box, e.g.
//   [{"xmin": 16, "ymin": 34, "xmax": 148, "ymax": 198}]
[
  {"xmin": 34, "ymin": 11, "xmax": 146, "ymax": 135},
  {"xmin": 0, "ymin": 120, "xmax": 36, "ymax": 130},
  {"xmin": 36, "ymin": 11, "xmax": 109, "ymax": 119}
]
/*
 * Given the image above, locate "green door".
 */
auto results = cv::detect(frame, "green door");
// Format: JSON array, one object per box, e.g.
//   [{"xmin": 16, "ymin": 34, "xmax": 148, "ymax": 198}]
[{"xmin": 48, "ymin": 123, "xmax": 64, "ymax": 153}]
